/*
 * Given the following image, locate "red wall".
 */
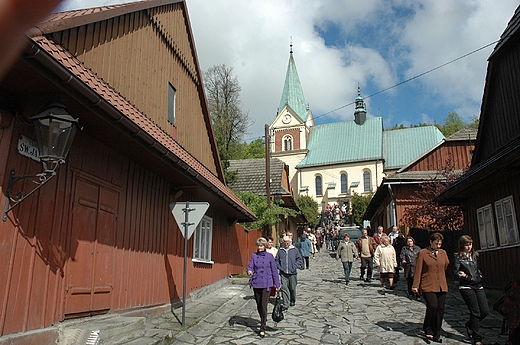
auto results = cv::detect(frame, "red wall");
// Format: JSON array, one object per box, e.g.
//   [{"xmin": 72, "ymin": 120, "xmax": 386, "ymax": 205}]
[{"xmin": 0, "ymin": 120, "xmax": 255, "ymax": 336}]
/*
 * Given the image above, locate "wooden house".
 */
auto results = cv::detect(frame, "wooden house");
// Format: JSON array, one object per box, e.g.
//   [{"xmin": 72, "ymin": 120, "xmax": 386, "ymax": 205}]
[
  {"xmin": 437, "ymin": 6, "xmax": 520, "ymax": 289},
  {"xmin": 364, "ymin": 128, "xmax": 476, "ymax": 232},
  {"xmin": 228, "ymin": 158, "xmax": 306, "ymax": 243},
  {"xmin": 0, "ymin": 0, "xmax": 255, "ymax": 339}
]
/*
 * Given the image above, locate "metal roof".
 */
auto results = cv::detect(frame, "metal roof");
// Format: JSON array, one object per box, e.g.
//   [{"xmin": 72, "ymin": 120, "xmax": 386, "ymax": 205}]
[
  {"xmin": 278, "ymin": 51, "xmax": 309, "ymax": 122},
  {"xmin": 296, "ymin": 117, "xmax": 384, "ymax": 169},
  {"xmin": 383, "ymin": 126, "xmax": 445, "ymax": 170}
]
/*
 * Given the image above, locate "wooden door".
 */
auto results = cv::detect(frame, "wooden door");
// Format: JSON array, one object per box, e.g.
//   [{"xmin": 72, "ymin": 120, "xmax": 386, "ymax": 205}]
[{"xmin": 64, "ymin": 175, "xmax": 118, "ymax": 317}]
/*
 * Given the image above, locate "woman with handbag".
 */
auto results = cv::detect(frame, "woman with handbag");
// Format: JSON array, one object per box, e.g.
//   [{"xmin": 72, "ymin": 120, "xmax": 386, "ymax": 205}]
[
  {"xmin": 454, "ymin": 235, "xmax": 488, "ymax": 345},
  {"xmin": 247, "ymin": 237, "xmax": 281, "ymax": 338}
]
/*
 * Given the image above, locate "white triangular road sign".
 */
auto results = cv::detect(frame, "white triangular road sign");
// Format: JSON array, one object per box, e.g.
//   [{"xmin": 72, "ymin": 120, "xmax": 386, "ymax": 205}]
[{"xmin": 170, "ymin": 202, "xmax": 210, "ymax": 239}]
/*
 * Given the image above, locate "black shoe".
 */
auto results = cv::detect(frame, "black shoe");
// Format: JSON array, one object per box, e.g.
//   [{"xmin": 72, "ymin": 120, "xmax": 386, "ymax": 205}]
[
  {"xmin": 432, "ymin": 337, "xmax": 442, "ymax": 343},
  {"xmin": 364, "ymin": 279, "xmax": 371, "ymax": 282},
  {"xmin": 290, "ymin": 302, "xmax": 295, "ymax": 307},
  {"xmin": 360, "ymin": 275, "xmax": 364, "ymax": 280},
  {"xmin": 345, "ymin": 281, "xmax": 349, "ymax": 285},
  {"xmin": 282, "ymin": 305, "xmax": 289, "ymax": 311}
]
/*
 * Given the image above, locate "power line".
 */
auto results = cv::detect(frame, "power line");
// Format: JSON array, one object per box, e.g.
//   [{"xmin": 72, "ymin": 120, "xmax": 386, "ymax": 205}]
[
  {"xmin": 244, "ymin": 37, "xmax": 503, "ymax": 142},
  {"xmin": 314, "ymin": 38, "xmax": 502, "ymax": 120}
]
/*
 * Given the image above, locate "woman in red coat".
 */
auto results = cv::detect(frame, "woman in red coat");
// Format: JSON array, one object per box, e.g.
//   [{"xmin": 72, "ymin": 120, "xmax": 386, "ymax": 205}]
[{"xmin": 412, "ymin": 232, "xmax": 449, "ymax": 343}]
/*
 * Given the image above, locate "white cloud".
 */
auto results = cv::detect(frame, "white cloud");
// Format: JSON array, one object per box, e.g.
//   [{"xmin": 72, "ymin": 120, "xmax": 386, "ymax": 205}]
[{"xmin": 58, "ymin": 0, "xmax": 519, "ymax": 139}]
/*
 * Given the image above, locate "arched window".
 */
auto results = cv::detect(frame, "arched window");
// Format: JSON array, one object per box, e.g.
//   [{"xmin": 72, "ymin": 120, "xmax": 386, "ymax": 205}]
[
  {"xmin": 363, "ymin": 170, "xmax": 371, "ymax": 192},
  {"xmin": 341, "ymin": 173, "xmax": 348, "ymax": 194},
  {"xmin": 283, "ymin": 135, "xmax": 293, "ymax": 151},
  {"xmin": 315, "ymin": 175, "xmax": 323, "ymax": 196}
]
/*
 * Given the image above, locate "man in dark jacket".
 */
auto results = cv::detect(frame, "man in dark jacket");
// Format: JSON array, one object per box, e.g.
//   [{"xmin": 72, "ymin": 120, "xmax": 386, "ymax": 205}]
[{"xmin": 275, "ymin": 236, "xmax": 303, "ymax": 309}]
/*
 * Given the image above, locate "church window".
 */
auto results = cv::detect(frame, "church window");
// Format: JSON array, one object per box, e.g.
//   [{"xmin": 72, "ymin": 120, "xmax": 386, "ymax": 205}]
[
  {"xmin": 363, "ymin": 170, "xmax": 371, "ymax": 192},
  {"xmin": 315, "ymin": 175, "xmax": 323, "ymax": 196},
  {"xmin": 340, "ymin": 173, "xmax": 348, "ymax": 194},
  {"xmin": 283, "ymin": 135, "xmax": 293, "ymax": 151}
]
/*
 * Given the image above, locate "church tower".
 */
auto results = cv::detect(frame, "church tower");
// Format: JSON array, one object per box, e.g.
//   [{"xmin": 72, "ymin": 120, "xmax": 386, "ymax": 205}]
[{"xmin": 270, "ymin": 44, "xmax": 313, "ymax": 187}]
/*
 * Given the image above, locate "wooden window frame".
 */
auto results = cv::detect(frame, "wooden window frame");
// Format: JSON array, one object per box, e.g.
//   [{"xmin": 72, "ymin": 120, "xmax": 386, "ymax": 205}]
[
  {"xmin": 192, "ymin": 216, "xmax": 213, "ymax": 264},
  {"xmin": 476, "ymin": 204, "xmax": 497, "ymax": 250},
  {"xmin": 495, "ymin": 195, "xmax": 519, "ymax": 246}
]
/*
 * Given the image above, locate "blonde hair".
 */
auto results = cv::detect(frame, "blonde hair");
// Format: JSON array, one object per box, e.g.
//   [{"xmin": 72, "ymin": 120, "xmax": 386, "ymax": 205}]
[{"xmin": 256, "ymin": 237, "xmax": 268, "ymax": 246}]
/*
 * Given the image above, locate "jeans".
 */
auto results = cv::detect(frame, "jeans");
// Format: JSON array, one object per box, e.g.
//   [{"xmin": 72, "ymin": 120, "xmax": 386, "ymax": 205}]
[
  {"xmin": 280, "ymin": 272, "xmax": 298, "ymax": 308},
  {"xmin": 460, "ymin": 288, "xmax": 489, "ymax": 341},
  {"xmin": 253, "ymin": 288, "xmax": 270, "ymax": 332},
  {"xmin": 360, "ymin": 257, "xmax": 373, "ymax": 280},
  {"xmin": 342, "ymin": 261, "xmax": 353, "ymax": 282},
  {"xmin": 422, "ymin": 291, "xmax": 447, "ymax": 339}
]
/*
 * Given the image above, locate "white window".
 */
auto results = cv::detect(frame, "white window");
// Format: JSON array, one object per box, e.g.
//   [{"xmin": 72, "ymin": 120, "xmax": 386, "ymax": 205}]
[
  {"xmin": 168, "ymin": 83, "xmax": 176, "ymax": 125},
  {"xmin": 476, "ymin": 204, "xmax": 497, "ymax": 249},
  {"xmin": 193, "ymin": 216, "xmax": 213, "ymax": 263},
  {"xmin": 495, "ymin": 196, "xmax": 519, "ymax": 246}
]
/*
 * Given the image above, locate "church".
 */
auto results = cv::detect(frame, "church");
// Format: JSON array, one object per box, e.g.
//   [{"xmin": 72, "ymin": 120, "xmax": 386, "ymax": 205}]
[{"xmin": 269, "ymin": 46, "xmax": 445, "ymax": 213}]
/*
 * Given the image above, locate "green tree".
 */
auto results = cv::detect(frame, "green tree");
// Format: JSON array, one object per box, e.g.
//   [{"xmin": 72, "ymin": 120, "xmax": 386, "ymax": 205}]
[
  {"xmin": 435, "ymin": 112, "xmax": 466, "ymax": 137},
  {"xmin": 351, "ymin": 193, "xmax": 373, "ymax": 225},
  {"xmin": 468, "ymin": 114, "xmax": 480, "ymax": 130},
  {"xmin": 237, "ymin": 138, "xmax": 265, "ymax": 159},
  {"xmin": 296, "ymin": 195, "xmax": 320, "ymax": 227},
  {"xmin": 204, "ymin": 64, "xmax": 250, "ymax": 182},
  {"xmin": 234, "ymin": 191, "xmax": 299, "ymax": 230}
]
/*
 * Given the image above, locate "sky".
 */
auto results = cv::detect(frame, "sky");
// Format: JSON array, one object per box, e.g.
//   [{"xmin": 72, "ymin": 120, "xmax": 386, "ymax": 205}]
[{"xmin": 57, "ymin": 0, "xmax": 519, "ymax": 141}]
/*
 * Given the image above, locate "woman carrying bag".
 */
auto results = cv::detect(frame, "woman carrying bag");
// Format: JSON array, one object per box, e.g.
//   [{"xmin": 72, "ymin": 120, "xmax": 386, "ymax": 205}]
[{"xmin": 247, "ymin": 237, "xmax": 281, "ymax": 338}]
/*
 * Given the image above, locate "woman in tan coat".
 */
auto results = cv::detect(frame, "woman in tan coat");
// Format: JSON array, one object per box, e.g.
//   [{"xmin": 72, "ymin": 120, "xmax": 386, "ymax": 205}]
[
  {"xmin": 412, "ymin": 232, "xmax": 449, "ymax": 343},
  {"xmin": 374, "ymin": 236, "xmax": 397, "ymax": 289}
]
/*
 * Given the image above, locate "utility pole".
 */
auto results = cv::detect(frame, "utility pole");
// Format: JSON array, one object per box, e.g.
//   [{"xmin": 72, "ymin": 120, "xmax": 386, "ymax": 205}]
[{"xmin": 265, "ymin": 124, "xmax": 270, "ymax": 208}]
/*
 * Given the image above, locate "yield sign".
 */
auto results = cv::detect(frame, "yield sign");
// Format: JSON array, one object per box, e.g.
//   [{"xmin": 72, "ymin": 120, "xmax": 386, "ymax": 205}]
[{"xmin": 170, "ymin": 202, "xmax": 209, "ymax": 239}]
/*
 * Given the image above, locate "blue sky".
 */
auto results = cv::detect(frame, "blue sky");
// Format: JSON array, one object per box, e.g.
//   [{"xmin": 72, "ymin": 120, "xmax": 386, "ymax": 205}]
[{"xmin": 58, "ymin": 0, "xmax": 519, "ymax": 141}]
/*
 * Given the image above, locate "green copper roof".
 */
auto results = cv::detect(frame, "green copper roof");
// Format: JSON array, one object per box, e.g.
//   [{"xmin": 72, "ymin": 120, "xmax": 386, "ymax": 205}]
[
  {"xmin": 279, "ymin": 52, "xmax": 309, "ymax": 121},
  {"xmin": 296, "ymin": 117, "xmax": 384, "ymax": 168},
  {"xmin": 295, "ymin": 119, "xmax": 445, "ymax": 170},
  {"xmin": 383, "ymin": 126, "xmax": 445, "ymax": 170}
]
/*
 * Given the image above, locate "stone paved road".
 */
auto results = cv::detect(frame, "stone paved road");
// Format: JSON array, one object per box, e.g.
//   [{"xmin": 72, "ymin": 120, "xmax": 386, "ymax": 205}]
[{"xmin": 164, "ymin": 249, "xmax": 507, "ymax": 345}]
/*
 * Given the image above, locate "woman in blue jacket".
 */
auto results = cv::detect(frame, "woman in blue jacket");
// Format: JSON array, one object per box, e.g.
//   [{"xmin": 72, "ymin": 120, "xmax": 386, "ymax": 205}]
[{"xmin": 247, "ymin": 237, "xmax": 281, "ymax": 337}]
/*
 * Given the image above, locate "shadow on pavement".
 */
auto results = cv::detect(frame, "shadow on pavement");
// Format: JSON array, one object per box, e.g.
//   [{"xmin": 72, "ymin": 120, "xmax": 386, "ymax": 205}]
[
  {"xmin": 228, "ymin": 316, "xmax": 261, "ymax": 333},
  {"xmin": 375, "ymin": 321, "xmax": 431, "ymax": 343}
]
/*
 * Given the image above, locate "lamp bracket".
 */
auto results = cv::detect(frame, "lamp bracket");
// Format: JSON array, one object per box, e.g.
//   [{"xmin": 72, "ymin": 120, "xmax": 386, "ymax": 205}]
[{"xmin": 2, "ymin": 163, "xmax": 61, "ymax": 222}]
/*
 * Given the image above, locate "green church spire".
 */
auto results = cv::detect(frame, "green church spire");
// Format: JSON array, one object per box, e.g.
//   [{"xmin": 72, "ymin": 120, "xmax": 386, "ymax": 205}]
[{"xmin": 279, "ymin": 43, "xmax": 309, "ymax": 121}]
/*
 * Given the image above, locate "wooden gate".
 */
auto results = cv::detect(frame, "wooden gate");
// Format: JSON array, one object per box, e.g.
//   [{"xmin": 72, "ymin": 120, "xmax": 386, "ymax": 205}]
[{"xmin": 64, "ymin": 174, "xmax": 119, "ymax": 317}]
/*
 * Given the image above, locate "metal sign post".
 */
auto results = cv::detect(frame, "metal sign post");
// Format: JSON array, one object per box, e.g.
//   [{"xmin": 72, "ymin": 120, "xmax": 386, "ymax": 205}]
[{"xmin": 170, "ymin": 201, "xmax": 209, "ymax": 327}]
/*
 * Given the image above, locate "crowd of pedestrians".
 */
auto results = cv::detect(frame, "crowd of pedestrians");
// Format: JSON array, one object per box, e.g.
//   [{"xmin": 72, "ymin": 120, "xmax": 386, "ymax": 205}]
[{"xmin": 245, "ymin": 224, "xmax": 491, "ymax": 344}]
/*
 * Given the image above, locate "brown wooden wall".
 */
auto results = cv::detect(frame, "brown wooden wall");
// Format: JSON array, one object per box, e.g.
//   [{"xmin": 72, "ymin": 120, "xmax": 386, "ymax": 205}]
[
  {"xmin": 49, "ymin": 4, "xmax": 218, "ymax": 176},
  {"xmin": 462, "ymin": 175, "xmax": 520, "ymax": 289},
  {"xmin": 407, "ymin": 141, "xmax": 474, "ymax": 172},
  {"xmin": 0, "ymin": 120, "xmax": 249, "ymax": 336}
]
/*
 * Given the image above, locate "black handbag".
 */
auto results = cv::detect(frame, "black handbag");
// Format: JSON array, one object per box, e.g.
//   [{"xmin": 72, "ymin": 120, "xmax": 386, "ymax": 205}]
[{"xmin": 272, "ymin": 291, "xmax": 284, "ymax": 322}]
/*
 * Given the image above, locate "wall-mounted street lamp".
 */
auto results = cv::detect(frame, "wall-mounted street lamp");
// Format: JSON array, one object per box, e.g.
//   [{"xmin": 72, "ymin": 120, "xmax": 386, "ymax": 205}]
[{"xmin": 2, "ymin": 102, "xmax": 80, "ymax": 222}]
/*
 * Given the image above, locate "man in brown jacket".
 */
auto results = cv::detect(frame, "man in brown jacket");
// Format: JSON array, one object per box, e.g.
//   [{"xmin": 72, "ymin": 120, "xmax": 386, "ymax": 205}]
[{"xmin": 356, "ymin": 229, "xmax": 377, "ymax": 282}]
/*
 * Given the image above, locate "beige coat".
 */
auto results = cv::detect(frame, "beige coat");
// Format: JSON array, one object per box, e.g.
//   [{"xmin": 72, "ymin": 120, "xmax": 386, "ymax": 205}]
[{"xmin": 374, "ymin": 244, "xmax": 397, "ymax": 273}]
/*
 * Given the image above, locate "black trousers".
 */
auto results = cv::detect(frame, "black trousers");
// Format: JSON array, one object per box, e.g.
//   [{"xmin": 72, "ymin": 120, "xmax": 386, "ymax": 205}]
[
  {"xmin": 303, "ymin": 256, "xmax": 310, "ymax": 269},
  {"xmin": 360, "ymin": 257, "xmax": 373, "ymax": 279},
  {"xmin": 422, "ymin": 291, "xmax": 447, "ymax": 339},
  {"xmin": 253, "ymin": 288, "xmax": 270, "ymax": 332},
  {"xmin": 460, "ymin": 288, "xmax": 489, "ymax": 341}
]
